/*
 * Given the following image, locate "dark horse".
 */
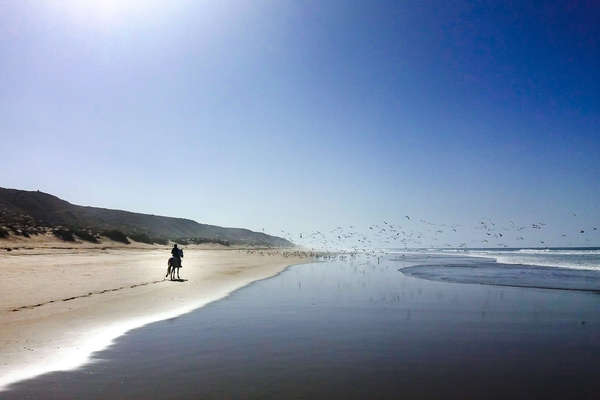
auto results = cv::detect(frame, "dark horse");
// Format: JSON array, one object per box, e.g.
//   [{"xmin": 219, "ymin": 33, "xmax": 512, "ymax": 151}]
[{"xmin": 166, "ymin": 256, "xmax": 182, "ymax": 280}]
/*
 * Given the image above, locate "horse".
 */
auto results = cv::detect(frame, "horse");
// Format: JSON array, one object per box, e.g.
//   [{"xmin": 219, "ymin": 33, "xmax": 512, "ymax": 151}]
[{"xmin": 166, "ymin": 256, "xmax": 182, "ymax": 280}]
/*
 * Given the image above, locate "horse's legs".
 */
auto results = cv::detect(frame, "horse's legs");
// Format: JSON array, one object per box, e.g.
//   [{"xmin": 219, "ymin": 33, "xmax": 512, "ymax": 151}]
[{"xmin": 177, "ymin": 267, "xmax": 181, "ymax": 280}]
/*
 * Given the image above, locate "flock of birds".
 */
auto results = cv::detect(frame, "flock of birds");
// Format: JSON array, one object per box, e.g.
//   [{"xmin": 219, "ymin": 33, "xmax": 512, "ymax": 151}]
[{"xmin": 271, "ymin": 213, "xmax": 598, "ymax": 252}]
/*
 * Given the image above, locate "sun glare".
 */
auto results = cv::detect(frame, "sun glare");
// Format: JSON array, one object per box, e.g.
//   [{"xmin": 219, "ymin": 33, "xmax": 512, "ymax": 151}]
[
  {"xmin": 91, "ymin": 0, "xmax": 123, "ymax": 19},
  {"xmin": 57, "ymin": 0, "xmax": 157, "ymax": 26}
]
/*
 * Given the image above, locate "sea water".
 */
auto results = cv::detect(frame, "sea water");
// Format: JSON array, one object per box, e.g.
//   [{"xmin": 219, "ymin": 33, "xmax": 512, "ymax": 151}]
[
  {"xmin": 390, "ymin": 247, "xmax": 600, "ymax": 270},
  {"xmin": 4, "ymin": 254, "xmax": 600, "ymax": 399}
]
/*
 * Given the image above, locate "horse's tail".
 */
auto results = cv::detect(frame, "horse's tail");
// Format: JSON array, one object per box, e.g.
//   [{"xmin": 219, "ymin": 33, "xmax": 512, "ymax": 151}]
[{"xmin": 166, "ymin": 257, "xmax": 173, "ymax": 277}]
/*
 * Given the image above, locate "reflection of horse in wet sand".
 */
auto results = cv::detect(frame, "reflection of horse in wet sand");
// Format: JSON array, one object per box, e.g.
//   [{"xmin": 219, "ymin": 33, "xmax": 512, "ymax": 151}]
[{"xmin": 166, "ymin": 257, "xmax": 182, "ymax": 281}]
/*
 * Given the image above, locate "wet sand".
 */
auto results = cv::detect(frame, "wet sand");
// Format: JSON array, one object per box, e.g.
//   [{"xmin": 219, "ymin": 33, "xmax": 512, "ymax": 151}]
[
  {"xmin": 3, "ymin": 254, "xmax": 600, "ymax": 399},
  {"xmin": 401, "ymin": 260, "xmax": 600, "ymax": 291},
  {"xmin": 0, "ymin": 245, "xmax": 312, "ymax": 389}
]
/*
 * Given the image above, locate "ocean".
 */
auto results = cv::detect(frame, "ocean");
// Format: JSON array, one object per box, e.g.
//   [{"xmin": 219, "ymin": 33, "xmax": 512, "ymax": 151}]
[
  {"xmin": 389, "ymin": 247, "xmax": 600, "ymax": 270},
  {"xmin": 4, "ymin": 251, "xmax": 600, "ymax": 399}
]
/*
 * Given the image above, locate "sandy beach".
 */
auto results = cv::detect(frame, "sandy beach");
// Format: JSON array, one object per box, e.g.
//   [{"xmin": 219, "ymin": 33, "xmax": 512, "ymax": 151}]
[{"xmin": 0, "ymin": 241, "xmax": 312, "ymax": 390}]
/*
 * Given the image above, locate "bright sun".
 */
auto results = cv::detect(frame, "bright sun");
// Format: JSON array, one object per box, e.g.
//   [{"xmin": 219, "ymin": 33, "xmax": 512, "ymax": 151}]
[{"xmin": 59, "ymin": 0, "xmax": 150, "ymax": 26}]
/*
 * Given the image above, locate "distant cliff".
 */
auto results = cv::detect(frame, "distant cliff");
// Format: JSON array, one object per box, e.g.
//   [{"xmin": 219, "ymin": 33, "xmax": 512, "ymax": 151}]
[{"xmin": 0, "ymin": 187, "xmax": 293, "ymax": 247}]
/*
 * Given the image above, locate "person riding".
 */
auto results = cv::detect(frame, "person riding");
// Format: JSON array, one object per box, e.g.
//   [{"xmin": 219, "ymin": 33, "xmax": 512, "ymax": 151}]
[
  {"xmin": 171, "ymin": 243, "xmax": 183, "ymax": 264},
  {"xmin": 166, "ymin": 244, "xmax": 184, "ymax": 279}
]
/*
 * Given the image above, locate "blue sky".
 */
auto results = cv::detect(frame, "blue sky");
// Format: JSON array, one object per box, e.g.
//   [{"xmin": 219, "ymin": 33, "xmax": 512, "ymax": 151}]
[{"xmin": 1, "ymin": 1, "xmax": 598, "ymax": 247}]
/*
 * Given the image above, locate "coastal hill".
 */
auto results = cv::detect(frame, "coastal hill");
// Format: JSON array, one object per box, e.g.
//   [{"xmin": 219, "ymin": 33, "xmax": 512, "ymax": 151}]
[{"xmin": 0, "ymin": 187, "xmax": 293, "ymax": 247}]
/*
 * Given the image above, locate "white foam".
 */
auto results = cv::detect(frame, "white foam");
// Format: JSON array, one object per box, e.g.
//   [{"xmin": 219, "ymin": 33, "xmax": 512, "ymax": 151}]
[
  {"xmin": 423, "ymin": 249, "xmax": 600, "ymax": 271},
  {"xmin": 492, "ymin": 255, "xmax": 600, "ymax": 271},
  {"xmin": 516, "ymin": 249, "xmax": 600, "ymax": 255}
]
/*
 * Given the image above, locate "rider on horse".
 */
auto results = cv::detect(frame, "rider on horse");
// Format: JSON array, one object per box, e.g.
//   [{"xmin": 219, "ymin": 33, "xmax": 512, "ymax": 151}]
[
  {"xmin": 166, "ymin": 244, "xmax": 184, "ymax": 279},
  {"xmin": 171, "ymin": 243, "xmax": 183, "ymax": 263}
]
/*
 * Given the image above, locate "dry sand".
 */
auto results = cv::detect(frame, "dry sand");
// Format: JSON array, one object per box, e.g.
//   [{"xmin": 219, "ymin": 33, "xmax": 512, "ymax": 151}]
[{"xmin": 0, "ymin": 242, "xmax": 313, "ymax": 390}]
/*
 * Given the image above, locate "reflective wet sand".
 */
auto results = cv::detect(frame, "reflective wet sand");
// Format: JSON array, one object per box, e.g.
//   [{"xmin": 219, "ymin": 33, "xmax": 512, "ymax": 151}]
[{"xmin": 5, "ymin": 255, "xmax": 600, "ymax": 399}]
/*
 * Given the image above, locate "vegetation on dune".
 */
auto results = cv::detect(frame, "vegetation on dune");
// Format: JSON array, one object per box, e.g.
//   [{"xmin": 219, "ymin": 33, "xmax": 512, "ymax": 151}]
[
  {"xmin": 190, "ymin": 237, "xmax": 231, "ymax": 246},
  {"xmin": 174, "ymin": 237, "xmax": 231, "ymax": 246},
  {"xmin": 7, "ymin": 226, "xmax": 21, "ymax": 236},
  {"xmin": 53, "ymin": 228, "xmax": 75, "ymax": 242},
  {"xmin": 0, "ymin": 224, "xmax": 46, "ymax": 238},
  {"xmin": 129, "ymin": 232, "xmax": 171, "ymax": 245},
  {"xmin": 152, "ymin": 237, "xmax": 169, "ymax": 245},
  {"xmin": 129, "ymin": 232, "xmax": 155, "ymax": 244},
  {"xmin": 73, "ymin": 229, "xmax": 100, "ymax": 243},
  {"xmin": 53, "ymin": 227, "xmax": 100, "ymax": 243},
  {"xmin": 101, "ymin": 230, "xmax": 130, "ymax": 244},
  {"xmin": 0, "ymin": 188, "xmax": 293, "ymax": 247}
]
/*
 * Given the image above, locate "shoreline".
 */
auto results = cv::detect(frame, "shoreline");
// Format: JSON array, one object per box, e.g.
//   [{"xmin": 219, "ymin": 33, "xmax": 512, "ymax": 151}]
[
  {"xmin": 0, "ymin": 246, "xmax": 314, "ymax": 391},
  {"xmin": 4, "ymin": 252, "xmax": 600, "ymax": 399}
]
